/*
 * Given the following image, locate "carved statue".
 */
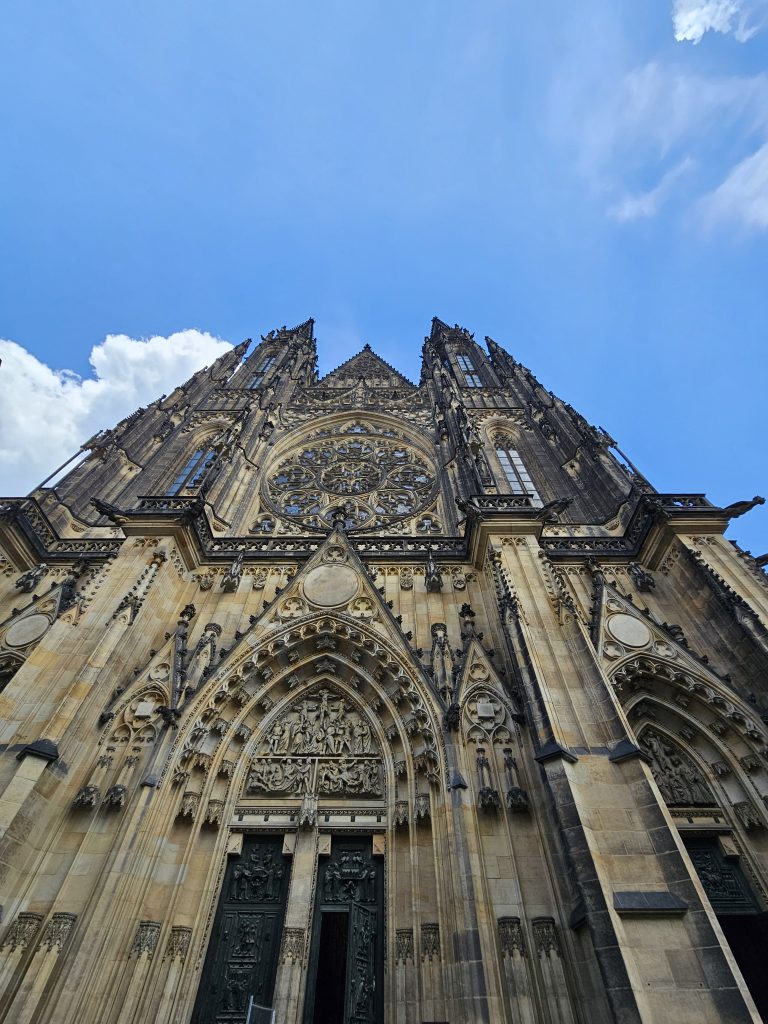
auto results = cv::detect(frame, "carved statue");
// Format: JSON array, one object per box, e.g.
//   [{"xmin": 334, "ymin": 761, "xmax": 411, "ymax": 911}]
[{"xmin": 640, "ymin": 730, "xmax": 714, "ymax": 806}]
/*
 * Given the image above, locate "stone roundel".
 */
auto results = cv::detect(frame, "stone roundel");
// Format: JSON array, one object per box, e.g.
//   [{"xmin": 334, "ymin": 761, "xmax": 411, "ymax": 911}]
[
  {"xmin": 303, "ymin": 564, "xmax": 359, "ymax": 608},
  {"xmin": 606, "ymin": 613, "xmax": 652, "ymax": 649},
  {"xmin": 5, "ymin": 613, "xmax": 50, "ymax": 648}
]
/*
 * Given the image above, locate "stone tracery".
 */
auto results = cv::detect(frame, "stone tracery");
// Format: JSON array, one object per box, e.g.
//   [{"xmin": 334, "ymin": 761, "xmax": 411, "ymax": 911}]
[{"xmin": 264, "ymin": 420, "xmax": 436, "ymax": 532}]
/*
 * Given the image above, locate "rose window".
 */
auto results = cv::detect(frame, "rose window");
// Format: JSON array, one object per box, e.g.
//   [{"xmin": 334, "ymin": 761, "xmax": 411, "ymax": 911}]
[{"xmin": 265, "ymin": 423, "xmax": 436, "ymax": 531}]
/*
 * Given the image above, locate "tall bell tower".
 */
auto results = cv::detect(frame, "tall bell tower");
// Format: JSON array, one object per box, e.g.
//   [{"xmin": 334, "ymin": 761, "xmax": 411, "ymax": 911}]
[{"xmin": 0, "ymin": 319, "xmax": 766, "ymax": 1024}]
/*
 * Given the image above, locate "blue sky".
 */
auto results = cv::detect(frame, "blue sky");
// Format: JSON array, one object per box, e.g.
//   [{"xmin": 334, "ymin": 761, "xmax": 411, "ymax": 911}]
[{"xmin": 1, "ymin": 1, "xmax": 766, "ymax": 552}]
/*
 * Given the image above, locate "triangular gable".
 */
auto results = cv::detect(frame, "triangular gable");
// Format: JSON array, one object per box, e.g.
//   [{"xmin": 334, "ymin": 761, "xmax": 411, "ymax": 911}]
[
  {"xmin": 320, "ymin": 345, "xmax": 416, "ymax": 389},
  {"xmin": 593, "ymin": 580, "xmax": 730, "ymax": 689}
]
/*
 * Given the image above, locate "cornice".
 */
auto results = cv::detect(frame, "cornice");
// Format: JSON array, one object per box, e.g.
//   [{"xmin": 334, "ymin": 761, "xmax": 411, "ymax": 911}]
[{"xmin": 0, "ymin": 492, "xmax": 728, "ymax": 571}]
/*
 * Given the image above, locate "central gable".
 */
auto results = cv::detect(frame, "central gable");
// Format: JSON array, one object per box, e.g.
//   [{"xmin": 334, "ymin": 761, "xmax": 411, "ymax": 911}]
[{"xmin": 320, "ymin": 345, "xmax": 417, "ymax": 390}]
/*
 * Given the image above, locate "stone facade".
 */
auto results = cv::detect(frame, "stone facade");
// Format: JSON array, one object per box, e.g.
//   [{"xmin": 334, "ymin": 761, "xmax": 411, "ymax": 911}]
[{"xmin": 0, "ymin": 317, "xmax": 767, "ymax": 1023}]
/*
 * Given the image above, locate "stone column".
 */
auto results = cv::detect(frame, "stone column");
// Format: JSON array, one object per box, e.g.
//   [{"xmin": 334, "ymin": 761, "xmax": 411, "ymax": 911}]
[{"xmin": 270, "ymin": 826, "xmax": 319, "ymax": 1024}]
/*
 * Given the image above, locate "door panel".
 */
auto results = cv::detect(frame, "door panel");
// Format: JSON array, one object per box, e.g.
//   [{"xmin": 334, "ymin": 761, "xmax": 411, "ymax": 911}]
[
  {"xmin": 346, "ymin": 904, "xmax": 377, "ymax": 1024},
  {"xmin": 193, "ymin": 836, "xmax": 289, "ymax": 1024}
]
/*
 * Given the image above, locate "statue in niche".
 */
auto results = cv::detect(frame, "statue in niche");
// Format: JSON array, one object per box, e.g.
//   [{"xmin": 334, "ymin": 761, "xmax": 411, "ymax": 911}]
[{"xmin": 640, "ymin": 729, "xmax": 714, "ymax": 806}]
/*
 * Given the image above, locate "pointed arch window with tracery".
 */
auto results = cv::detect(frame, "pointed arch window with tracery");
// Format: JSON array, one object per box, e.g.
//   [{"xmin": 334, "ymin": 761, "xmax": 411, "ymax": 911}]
[
  {"xmin": 166, "ymin": 446, "xmax": 218, "ymax": 496},
  {"xmin": 492, "ymin": 435, "xmax": 541, "ymax": 506}
]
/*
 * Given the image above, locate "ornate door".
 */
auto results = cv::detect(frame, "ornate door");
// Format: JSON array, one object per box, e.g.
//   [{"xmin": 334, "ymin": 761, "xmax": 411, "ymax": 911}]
[
  {"xmin": 192, "ymin": 836, "xmax": 289, "ymax": 1024},
  {"xmin": 347, "ymin": 903, "xmax": 377, "ymax": 1024},
  {"xmin": 305, "ymin": 838, "xmax": 383, "ymax": 1024}
]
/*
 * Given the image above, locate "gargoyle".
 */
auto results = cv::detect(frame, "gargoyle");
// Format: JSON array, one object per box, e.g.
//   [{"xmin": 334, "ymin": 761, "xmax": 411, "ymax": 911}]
[
  {"xmin": 535, "ymin": 497, "xmax": 572, "ymax": 523},
  {"xmin": 721, "ymin": 496, "xmax": 765, "ymax": 520}
]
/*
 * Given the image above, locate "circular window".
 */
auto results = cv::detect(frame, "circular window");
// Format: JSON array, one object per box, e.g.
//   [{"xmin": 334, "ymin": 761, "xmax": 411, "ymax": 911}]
[{"xmin": 265, "ymin": 422, "xmax": 436, "ymax": 531}]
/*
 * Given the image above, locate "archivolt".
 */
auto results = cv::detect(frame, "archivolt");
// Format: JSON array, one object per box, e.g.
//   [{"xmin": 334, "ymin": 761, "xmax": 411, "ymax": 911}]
[{"xmin": 160, "ymin": 610, "xmax": 446, "ymax": 810}]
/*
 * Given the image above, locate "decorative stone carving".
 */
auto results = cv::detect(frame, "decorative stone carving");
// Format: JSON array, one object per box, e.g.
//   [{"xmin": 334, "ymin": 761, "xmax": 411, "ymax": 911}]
[
  {"xmin": 280, "ymin": 927, "xmax": 305, "ymax": 963},
  {"xmin": 498, "ymin": 917, "xmax": 525, "ymax": 957},
  {"xmin": 321, "ymin": 848, "xmax": 377, "ymax": 904},
  {"xmin": 1, "ymin": 911, "xmax": 43, "ymax": 952},
  {"xmin": 38, "ymin": 912, "xmax": 77, "ymax": 953},
  {"xmin": 221, "ymin": 552, "xmax": 244, "ymax": 592},
  {"xmin": 103, "ymin": 784, "xmax": 127, "ymax": 809},
  {"xmin": 421, "ymin": 923, "xmax": 440, "ymax": 962},
  {"xmin": 733, "ymin": 800, "xmax": 763, "ymax": 831},
  {"xmin": 639, "ymin": 730, "xmax": 715, "ymax": 807},
  {"xmin": 131, "ymin": 920, "xmax": 162, "ymax": 958},
  {"xmin": 424, "ymin": 548, "xmax": 443, "ymax": 593},
  {"xmin": 15, "ymin": 562, "xmax": 48, "ymax": 593},
  {"xmin": 165, "ymin": 925, "xmax": 192, "ymax": 962},
  {"xmin": 72, "ymin": 784, "xmax": 101, "ymax": 810},
  {"xmin": 627, "ymin": 562, "xmax": 656, "ymax": 592},
  {"xmin": 399, "ymin": 568, "xmax": 414, "ymax": 590},
  {"xmin": 476, "ymin": 748, "xmax": 500, "ymax": 812},
  {"xmin": 414, "ymin": 794, "xmax": 431, "ymax": 822},
  {"xmin": 204, "ymin": 799, "xmax": 224, "ymax": 828},
  {"xmin": 177, "ymin": 791, "xmax": 200, "ymax": 821},
  {"xmin": 394, "ymin": 799, "xmax": 409, "ymax": 827},
  {"xmin": 229, "ymin": 847, "xmax": 285, "ymax": 902},
  {"xmin": 711, "ymin": 761, "xmax": 731, "ymax": 777},
  {"xmin": 502, "ymin": 748, "xmax": 530, "ymax": 812},
  {"xmin": 246, "ymin": 757, "xmax": 382, "ymax": 798},
  {"xmin": 395, "ymin": 929, "xmax": 414, "ymax": 964},
  {"xmin": 262, "ymin": 690, "xmax": 376, "ymax": 757},
  {"xmin": 252, "ymin": 570, "xmax": 268, "ymax": 590},
  {"xmin": 532, "ymin": 917, "xmax": 561, "ymax": 958}
]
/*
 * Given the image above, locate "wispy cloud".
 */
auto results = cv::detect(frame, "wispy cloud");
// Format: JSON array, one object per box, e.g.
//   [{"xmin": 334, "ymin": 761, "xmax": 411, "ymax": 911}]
[
  {"xmin": 609, "ymin": 158, "xmax": 695, "ymax": 222},
  {"xmin": 673, "ymin": 0, "xmax": 767, "ymax": 43},
  {"xmin": 0, "ymin": 330, "xmax": 232, "ymax": 495},
  {"xmin": 699, "ymin": 140, "xmax": 768, "ymax": 226}
]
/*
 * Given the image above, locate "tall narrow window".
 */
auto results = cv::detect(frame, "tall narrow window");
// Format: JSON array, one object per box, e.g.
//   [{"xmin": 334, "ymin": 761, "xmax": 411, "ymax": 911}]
[
  {"xmin": 248, "ymin": 355, "xmax": 276, "ymax": 389},
  {"xmin": 495, "ymin": 444, "xmax": 541, "ymax": 505},
  {"xmin": 456, "ymin": 354, "xmax": 482, "ymax": 387},
  {"xmin": 167, "ymin": 448, "xmax": 217, "ymax": 496}
]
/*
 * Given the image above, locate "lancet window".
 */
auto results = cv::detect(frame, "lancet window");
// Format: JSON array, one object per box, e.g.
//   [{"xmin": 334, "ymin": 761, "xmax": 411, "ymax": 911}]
[
  {"xmin": 248, "ymin": 355, "xmax": 276, "ymax": 389},
  {"xmin": 166, "ymin": 447, "xmax": 217, "ymax": 496},
  {"xmin": 457, "ymin": 354, "xmax": 482, "ymax": 388},
  {"xmin": 493, "ymin": 438, "xmax": 541, "ymax": 504}
]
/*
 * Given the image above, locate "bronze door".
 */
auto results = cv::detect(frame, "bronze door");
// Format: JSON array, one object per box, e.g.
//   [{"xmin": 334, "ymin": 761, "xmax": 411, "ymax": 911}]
[
  {"xmin": 193, "ymin": 836, "xmax": 289, "ymax": 1024},
  {"xmin": 305, "ymin": 837, "xmax": 383, "ymax": 1024}
]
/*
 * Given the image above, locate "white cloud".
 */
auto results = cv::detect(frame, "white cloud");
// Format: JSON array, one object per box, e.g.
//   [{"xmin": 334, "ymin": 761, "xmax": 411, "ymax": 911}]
[
  {"xmin": 673, "ymin": 0, "xmax": 768, "ymax": 43},
  {"xmin": 699, "ymin": 140, "xmax": 768, "ymax": 226},
  {"xmin": 609, "ymin": 157, "xmax": 695, "ymax": 222},
  {"xmin": 0, "ymin": 330, "xmax": 233, "ymax": 495}
]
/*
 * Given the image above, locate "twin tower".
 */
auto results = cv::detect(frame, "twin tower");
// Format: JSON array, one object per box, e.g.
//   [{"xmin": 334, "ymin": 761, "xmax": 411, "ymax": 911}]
[{"xmin": 0, "ymin": 318, "xmax": 767, "ymax": 1024}]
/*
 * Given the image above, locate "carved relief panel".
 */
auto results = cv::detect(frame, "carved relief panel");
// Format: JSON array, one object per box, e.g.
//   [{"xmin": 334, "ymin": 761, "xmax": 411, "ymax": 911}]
[{"xmin": 245, "ymin": 687, "xmax": 384, "ymax": 801}]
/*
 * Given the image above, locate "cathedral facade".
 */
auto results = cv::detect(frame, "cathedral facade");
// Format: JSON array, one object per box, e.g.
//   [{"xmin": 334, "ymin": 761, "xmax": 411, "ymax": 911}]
[{"xmin": 1, "ymin": 318, "xmax": 767, "ymax": 1024}]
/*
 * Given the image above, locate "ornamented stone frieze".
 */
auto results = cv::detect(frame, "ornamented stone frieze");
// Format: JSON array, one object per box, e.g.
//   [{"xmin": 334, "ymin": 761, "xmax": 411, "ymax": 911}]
[
  {"xmin": 498, "ymin": 916, "xmax": 525, "ymax": 957},
  {"xmin": 1, "ymin": 912, "xmax": 43, "ymax": 952},
  {"xmin": 280, "ymin": 927, "xmax": 305, "ymax": 964},
  {"xmin": 421, "ymin": 923, "xmax": 440, "ymax": 962},
  {"xmin": 131, "ymin": 920, "xmax": 162, "ymax": 958},
  {"xmin": 532, "ymin": 917, "xmax": 561, "ymax": 958},
  {"xmin": 165, "ymin": 925, "xmax": 192, "ymax": 962},
  {"xmin": 261, "ymin": 690, "xmax": 376, "ymax": 757},
  {"xmin": 639, "ymin": 729, "xmax": 715, "ymax": 807},
  {"xmin": 246, "ymin": 757, "xmax": 382, "ymax": 798},
  {"xmin": 395, "ymin": 928, "xmax": 414, "ymax": 964},
  {"xmin": 38, "ymin": 912, "xmax": 77, "ymax": 954}
]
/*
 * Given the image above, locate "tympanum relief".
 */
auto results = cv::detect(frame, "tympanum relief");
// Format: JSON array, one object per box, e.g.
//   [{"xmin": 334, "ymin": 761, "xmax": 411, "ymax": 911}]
[{"xmin": 245, "ymin": 688, "xmax": 383, "ymax": 799}]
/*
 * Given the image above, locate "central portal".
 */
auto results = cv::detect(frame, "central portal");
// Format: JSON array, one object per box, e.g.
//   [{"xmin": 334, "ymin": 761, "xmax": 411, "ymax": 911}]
[{"xmin": 304, "ymin": 837, "xmax": 383, "ymax": 1024}]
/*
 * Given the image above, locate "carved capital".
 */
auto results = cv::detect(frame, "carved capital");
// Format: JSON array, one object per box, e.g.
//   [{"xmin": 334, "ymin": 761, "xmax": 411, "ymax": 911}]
[
  {"xmin": 131, "ymin": 920, "xmax": 162, "ymax": 958},
  {"xmin": 498, "ymin": 916, "xmax": 525, "ymax": 957},
  {"xmin": 37, "ymin": 912, "xmax": 77, "ymax": 954},
  {"xmin": 280, "ymin": 927, "xmax": 305, "ymax": 964},
  {"xmin": 1, "ymin": 912, "xmax": 43, "ymax": 952},
  {"xmin": 532, "ymin": 917, "xmax": 561, "ymax": 958},
  {"xmin": 395, "ymin": 928, "xmax": 414, "ymax": 964}
]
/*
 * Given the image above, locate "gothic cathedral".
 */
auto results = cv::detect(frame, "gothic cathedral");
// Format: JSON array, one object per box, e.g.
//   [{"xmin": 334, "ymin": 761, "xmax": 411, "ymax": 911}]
[{"xmin": 1, "ymin": 318, "xmax": 767, "ymax": 1024}]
